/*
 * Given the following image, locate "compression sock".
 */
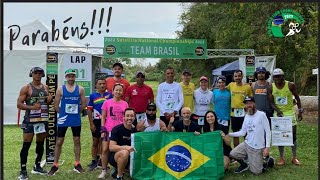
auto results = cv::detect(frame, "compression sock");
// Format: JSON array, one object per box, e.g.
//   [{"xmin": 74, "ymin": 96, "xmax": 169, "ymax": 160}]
[
  {"xmin": 278, "ymin": 146, "xmax": 285, "ymax": 158},
  {"xmin": 35, "ymin": 141, "xmax": 44, "ymax": 167},
  {"xmin": 291, "ymin": 141, "xmax": 297, "ymax": 157},
  {"xmin": 20, "ymin": 142, "xmax": 32, "ymax": 171}
]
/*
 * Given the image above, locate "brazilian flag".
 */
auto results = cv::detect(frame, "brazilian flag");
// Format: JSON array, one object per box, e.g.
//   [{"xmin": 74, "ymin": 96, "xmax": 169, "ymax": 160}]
[{"xmin": 130, "ymin": 131, "xmax": 224, "ymax": 180}]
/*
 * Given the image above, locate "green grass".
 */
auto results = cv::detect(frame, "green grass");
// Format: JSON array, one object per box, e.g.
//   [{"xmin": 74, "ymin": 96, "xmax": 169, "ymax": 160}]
[{"xmin": 4, "ymin": 81, "xmax": 318, "ymax": 180}]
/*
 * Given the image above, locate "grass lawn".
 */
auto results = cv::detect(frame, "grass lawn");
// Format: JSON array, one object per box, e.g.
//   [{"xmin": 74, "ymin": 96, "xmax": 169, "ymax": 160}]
[{"xmin": 4, "ymin": 81, "xmax": 318, "ymax": 179}]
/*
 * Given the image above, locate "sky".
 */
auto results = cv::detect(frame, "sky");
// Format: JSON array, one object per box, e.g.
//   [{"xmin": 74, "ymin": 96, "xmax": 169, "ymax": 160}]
[{"xmin": 3, "ymin": 3, "xmax": 186, "ymax": 65}]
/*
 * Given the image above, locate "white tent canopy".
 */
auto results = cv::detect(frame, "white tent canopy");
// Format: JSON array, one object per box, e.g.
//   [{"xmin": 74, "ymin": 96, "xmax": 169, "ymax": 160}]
[{"xmin": 4, "ymin": 20, "xmax": 82, "ymax": 125}]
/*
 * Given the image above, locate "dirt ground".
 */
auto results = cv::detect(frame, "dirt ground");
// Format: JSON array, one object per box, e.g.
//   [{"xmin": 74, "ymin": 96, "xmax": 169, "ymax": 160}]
[{"xmin": 302, "ymin": 111, "xmax": 318, "ymax": 125}]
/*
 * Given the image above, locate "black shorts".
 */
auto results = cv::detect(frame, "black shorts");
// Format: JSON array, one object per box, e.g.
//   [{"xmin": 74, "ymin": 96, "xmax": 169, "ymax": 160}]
[
  {"xmin": 91, "ymin": 119, "xmax": 101, "ymax": 138},
  {"xmin": 57, "ymin": 126, "xmax": 81, "ymax": 137},
  {"xmin": 109, "ymin": 152, "xmax": 130, "ymax": 169},
  {"xmin": 21, "ymin": 121, "xmax": 48, "ymax": 134},
  {"xmin": 230, "ymin": 116, "xmax": 244, "ymax": 132},
  {"xmin": 160, "ymin": 116, "xmax": 180, "ymax": 127}
]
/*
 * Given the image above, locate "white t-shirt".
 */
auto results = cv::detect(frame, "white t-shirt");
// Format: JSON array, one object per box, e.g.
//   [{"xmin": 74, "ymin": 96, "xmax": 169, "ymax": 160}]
[
  {"xmin": 229, "ymin": 110, "xmax": 271, "ymax": 149},
  {"xmin": 193, "ymin": 88, "xmax": 213, "ymax": 116},
  {"xmin": 156, "ymin": 82, "xmax": 184, "ymax": 116}
]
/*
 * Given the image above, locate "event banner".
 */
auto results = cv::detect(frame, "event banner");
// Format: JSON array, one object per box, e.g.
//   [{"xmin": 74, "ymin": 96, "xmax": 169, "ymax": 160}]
[
  {"xmin": 130, "ymin": 131, "xmax": 224, "ymax": 180},
  {"xmin": 271, "ymin": 116, "xmax": 294, "ymax": 146},
  {"xmin": 245, "ymin": 56, "xmax": 255, "ymax": 84},
  {"xmin": 46, "ymin": 52, "xmax": 58, "ymax": 164},
  {"xmin": 62, "ymin": 53, "xmax": 92, "ymax": 97},
  {"xmin": 104, "ymin": 37, "xmax": 207, "ymax": 59}
]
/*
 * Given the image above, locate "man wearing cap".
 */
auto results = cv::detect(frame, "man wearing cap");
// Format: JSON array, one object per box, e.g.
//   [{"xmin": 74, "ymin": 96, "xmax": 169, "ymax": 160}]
[
  {"xmin": 268, "ymin": 68, "xmax": 303, "ymax": 166},
  {"xmin": 229, "ymin": 96, "xmax": 271, "ymax": 175},
  {"xmin": 136, "ymin": 103, "xmax": 168, "ymax": 132},
  {"xmin": 193, "ymin": 76, "xmax": 213, "ymax": 131},
  {"xmin": 156, "ymin": 67, "xmax": 184, "ymax": 126},
  {"xmin": 106, "ymin": 62, "xmax": 130, "ymax": 100},
  {"xmin": 17, "ymin": 67, "xmax": 52, "ymax": 180},
  {"xmin": 179, "ymin": 69, "xmax": 195, "ymax": 112},
  {"xmin": 48, "ymin": 69, "xmax": 86, "ymax": 176},
  {"xmin": 227, "ymin": 69, "xmax": 253, "ymax": 147},
  {"xmin": 125, "ymin": 71, "xmax": 154, "ymax": 126},
  {"xmin": 212, "ymin": 76, "xmax": 231, "ymax": 134},
  {"xmin": 251, "ymin": 67, "xmax": 273, "ymax": 126}
]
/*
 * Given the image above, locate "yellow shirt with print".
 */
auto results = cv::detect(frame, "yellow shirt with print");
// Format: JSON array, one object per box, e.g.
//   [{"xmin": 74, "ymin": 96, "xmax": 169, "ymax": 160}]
[
  {"xmin": 180, "ymin": 82, "xmax": 195, "ymax": 111},
  {"xmin": 227, "ymin": 82, "xmax": 253, "ymax": 117}
]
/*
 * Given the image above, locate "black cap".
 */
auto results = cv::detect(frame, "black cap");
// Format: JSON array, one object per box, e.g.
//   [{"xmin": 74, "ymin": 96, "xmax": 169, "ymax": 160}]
[
  {"xmin": 243, "ymin": 96, "xmax": 255, "ymax": 103},
  {"xmin": 146, "ymin": 102, "xmax": 157, "ymax": 110},
  {"xmin": 113, "ymin": 62, "xmax": 123, "ymax": 69},
  {"xmin": 182, "ymin": 69, "xmax": 192, "ymax": 75},
  {"xmin": 136, "ymin": 71, "xmax": 145, "ymax": 77}
]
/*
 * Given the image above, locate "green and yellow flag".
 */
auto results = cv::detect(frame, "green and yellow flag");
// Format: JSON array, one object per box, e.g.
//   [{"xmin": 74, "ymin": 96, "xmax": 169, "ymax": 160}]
[{"xmin": 130, "ymin": 131, "xmax": 224, "ymax": 180}]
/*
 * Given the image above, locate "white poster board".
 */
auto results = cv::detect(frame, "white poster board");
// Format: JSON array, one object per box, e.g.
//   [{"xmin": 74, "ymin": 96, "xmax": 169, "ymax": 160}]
[
  {"xmin": 271, "ymin": 116, "xmax": 294, "ymax": 146},
  {"xmin": 62, "ymin": 53, "xmax": 92, "ymax": 97}
]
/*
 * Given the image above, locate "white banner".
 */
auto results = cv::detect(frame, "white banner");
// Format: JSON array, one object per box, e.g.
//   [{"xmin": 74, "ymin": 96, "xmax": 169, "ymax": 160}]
[
  {"xmin": 62, "ymin": 53, "xmax": 92, "ymax": 96},
  {"xmin": 239, "ymin": 55, "xmax": 276, "ymax": 83},
  {"xmin": 271, "ymin": 116, "xmax": 294, "ymax": 146}
]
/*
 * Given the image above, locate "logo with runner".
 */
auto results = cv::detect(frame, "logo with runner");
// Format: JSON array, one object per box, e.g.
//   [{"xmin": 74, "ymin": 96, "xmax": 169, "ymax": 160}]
[{"xmin": 267, "ymin": 9, "xmax": 304, "ymax": 38}]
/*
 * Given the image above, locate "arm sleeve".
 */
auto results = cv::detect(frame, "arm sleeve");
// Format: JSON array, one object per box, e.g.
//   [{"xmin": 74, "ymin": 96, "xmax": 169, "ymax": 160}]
[
  {"xmin": 156, "ymin": 84, "xmax": 165, "ymax": 113},
  {"xmin": 175, "ymin": 84, "xmax": 184, "ymax": 111},
  {"xmin": 87, "ymin": 94, "xmax": 94, "ymax": 109},
  {"xmin": 229, "ymin": 118, "xmax": 247, "ymax": 137}
]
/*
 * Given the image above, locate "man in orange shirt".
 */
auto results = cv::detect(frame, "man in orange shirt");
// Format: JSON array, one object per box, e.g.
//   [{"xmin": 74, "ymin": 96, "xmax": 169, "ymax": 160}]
[{"xmin": 105, "ymin": 62, "xmax": 130, "ymax": 100}]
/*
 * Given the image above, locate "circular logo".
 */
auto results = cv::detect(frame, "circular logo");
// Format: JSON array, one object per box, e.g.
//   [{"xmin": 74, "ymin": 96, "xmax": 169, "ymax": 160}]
[
  {"xmin": 195, "ymin": 47, "xmax": 205, "ymax": 56},
  {"xmin": 106, "ymin": 45, "xmax": 116, "ymax": 55},
  {"xmin": 267, "ymin": 9, "xmax": 305, "ymax": 38},
  {"xmin": 165, "ymin": 145, "xmax": 192, "ymax": 172}
]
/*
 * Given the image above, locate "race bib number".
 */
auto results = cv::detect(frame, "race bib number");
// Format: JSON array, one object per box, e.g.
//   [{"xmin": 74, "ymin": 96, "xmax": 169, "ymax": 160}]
[
  {"xmin": 198, "ymin": 117, "xmax": 204, "ymax": 125},
  {"xmin": 33, "ymin": 123, "xmax": 46, "ymax": 134},
  {"xmin": 165, "ymin": 102, "xmax": 175, "ymax": 110},
  {"xmin": 234, "ymin": 108, "xmax": 245, "ymax": 117},
  {"xmin": 136, "ymin": 113, "xmax": 147, "ymax": 123},
  {"xmin": 218, "ymin": 119, "xmax": 229, "ymax": 126},
  {"xmin": 65, "ymin": 104, "xmax": 78, "ymax": 114},
  {"xmin": 276, "ymin": 96, "xmax": 288, "ymax": 105}
]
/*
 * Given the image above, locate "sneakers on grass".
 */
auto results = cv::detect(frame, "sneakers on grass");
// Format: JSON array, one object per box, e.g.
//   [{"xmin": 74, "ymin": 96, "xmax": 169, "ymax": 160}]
[
  {"xmin": 98, "ymin": 169, "xmax": 107, "ymax": 179},
  {"xmin": 18, "ymin": 170, "xmax": 29, "ymax": 180},
  {"xmin": 31, "ymin": 165, "xmax": 47, "ymax": 175},
  {"xmin": 73, "ymin": 164, "xmax": 85, "ymax": 173},
  {"xmin": 234, "ymin": 162, "xmax": 249, "ymax": 173},
  {"xmin": 47, "ymin": 166, "xmax": 58, "ymax": 176}
]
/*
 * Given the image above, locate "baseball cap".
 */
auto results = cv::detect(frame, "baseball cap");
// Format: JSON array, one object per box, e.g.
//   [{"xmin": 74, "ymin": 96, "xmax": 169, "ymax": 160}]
[
  {"xmin": 182, "ymin": 69, "xmax": 192, "ymax": 75},
  {"xmin": 217, "ymin": 75, "xmax": 226, "ymax": 82},
  {"xmin": 31, "ymin": 67, "xmax": 44, "ymax": 73},
  {"xmin": 199, "ymin": 76, "xmax": 208, "ymax": 82},
  {"xmin": 136, "ymin": 71, "xmax": 145, "ymax": 77},
  {"xmin": 243, "ymin": 96, "xmax": 255, "ymax": 103},
  {"xmin": 146, "ymin": 102, "xmax": 157, "ymax": 110},
  {"xmin": 65, "ymin": 69, "xmax": 76, "ymax": 76},
  {"xmin": 273, "ymin": 68, "xmax": 284, "ymax": 76},
  {"xmin": 113, "ymin": 62, "xmax": 124, "ymax": 69},
  {"xmin": 256, "ymin": 66, "xmax": 267, "ymax": 73}
]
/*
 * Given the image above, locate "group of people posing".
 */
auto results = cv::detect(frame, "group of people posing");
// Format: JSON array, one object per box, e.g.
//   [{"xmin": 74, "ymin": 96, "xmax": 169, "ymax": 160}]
[{"xmin": 17, "ymin": 62, "xmax": 303, "ymax": 180}]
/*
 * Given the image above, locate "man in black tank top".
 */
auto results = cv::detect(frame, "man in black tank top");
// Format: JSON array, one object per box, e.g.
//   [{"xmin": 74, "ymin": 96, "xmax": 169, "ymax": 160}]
[
  {"xmin": 17, "ymin": 67, "xmax": 52, "ymax": 180},
  {"xmin": 251, "ymin": 67, "xmax": 273, "ymax": 126}
]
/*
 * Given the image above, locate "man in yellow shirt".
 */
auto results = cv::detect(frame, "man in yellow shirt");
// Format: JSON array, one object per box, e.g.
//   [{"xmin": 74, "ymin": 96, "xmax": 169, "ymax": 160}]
[
  {"xmin": 227, "ymin": 70, "xmax": 253, "ymax": 147},
  {"xmin": 268, "ymin": 68, "xmax": 302, "ymax": 166},
  {"xmin": 180, "ymin": 69, "xmax": 195, "ymax": 112}
]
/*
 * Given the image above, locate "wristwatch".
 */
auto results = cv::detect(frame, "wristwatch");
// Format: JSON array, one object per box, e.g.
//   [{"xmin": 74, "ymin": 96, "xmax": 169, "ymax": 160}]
[{"xmin": 298, "ymin": 108, "xmax": 303, "ymax": 113}]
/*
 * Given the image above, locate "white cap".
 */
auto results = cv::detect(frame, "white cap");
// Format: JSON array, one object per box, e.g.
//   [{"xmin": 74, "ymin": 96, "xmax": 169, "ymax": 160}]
[{"xmin": 273, "ymin": 68, "xmax": 284, "ymax": 76}]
